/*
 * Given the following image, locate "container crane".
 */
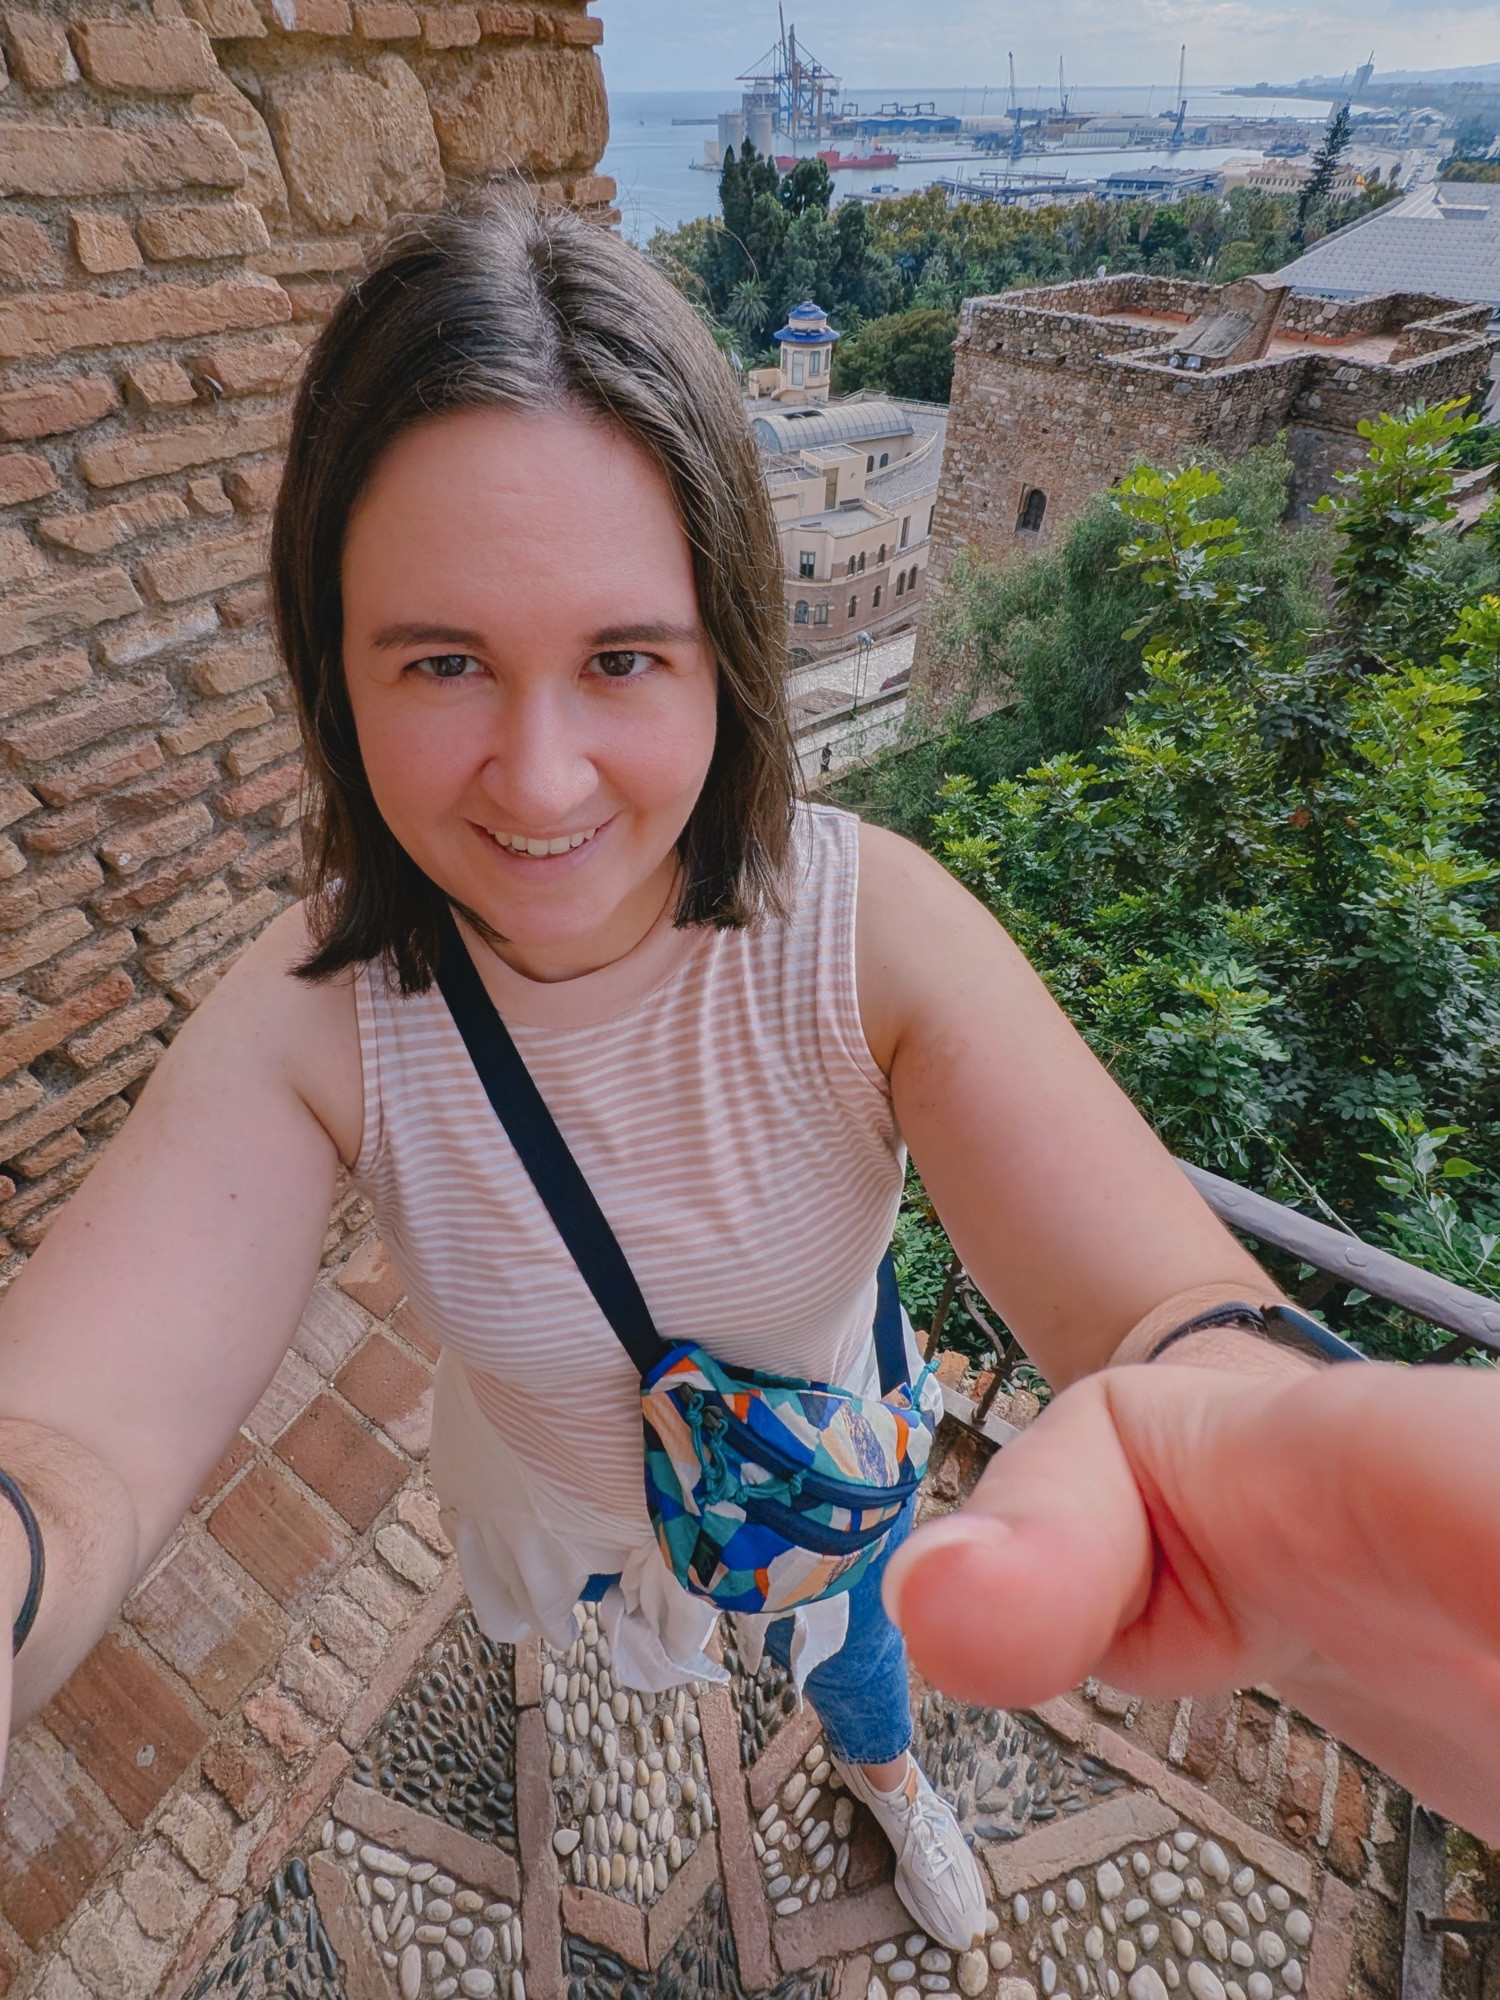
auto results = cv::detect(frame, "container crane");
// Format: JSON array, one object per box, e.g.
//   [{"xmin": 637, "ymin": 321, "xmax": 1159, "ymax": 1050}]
[
  {"xmin": 737, "ymin": 9, "xmax": 842, "ymax": 143},
  {"xmin": 1007, "ymin": 52, "xmax": 1024, "ymax": 159},
  {"xmin": 1169, "ymin": 44, "xmax": 1187, "ymax": 149}
]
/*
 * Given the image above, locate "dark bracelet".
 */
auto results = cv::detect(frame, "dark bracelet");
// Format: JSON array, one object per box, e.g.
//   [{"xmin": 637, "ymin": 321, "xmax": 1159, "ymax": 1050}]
[
  {"xmin": 0, "ymin": 1468, "xmax": 44, "ymax": 1655},
  {"xmin": 1147, "ymin": 1300, "xmax": 1366, "ymax": 1367}
]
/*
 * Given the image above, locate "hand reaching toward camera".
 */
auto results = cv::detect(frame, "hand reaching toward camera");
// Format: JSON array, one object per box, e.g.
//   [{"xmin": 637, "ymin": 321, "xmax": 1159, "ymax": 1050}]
[{"xmin": 883, "ymin": 1360, "xmax": 1500, "ymax": 1843}]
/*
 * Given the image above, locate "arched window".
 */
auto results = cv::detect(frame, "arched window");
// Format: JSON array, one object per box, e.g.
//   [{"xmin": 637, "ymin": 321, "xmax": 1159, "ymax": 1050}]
[
  {"xmin": 866, "ymin": 454, "xmax": 875, "ymax": 472},
  {"xmin": 908, "ymin": 566, "xmax": 918, "ymax": 592},
  {"xmin": 895, "ymin": 571, "xmax": 906, "ymax": 596},
  {"xmin": 857, "ymin": 552, "xmax": 866, "ymax": 573},
  {"xmin": 848, "ymin": 595, "xmax": 858, "ymax": 618},
  {"xmin": 879, "ymin": 452, "xmax": 890, "ymax": 468},
  {"xmin": 872, "ymin": 585, "xmax": 882, "ymax": 609},
  {"xmin": 794, "ymin": 600, "xmax": 809, "ymax": 625},
  {"xmin": 927, "ymin": 505, "xmax": 935, "ymax": 534},
  {"xmin": 1017, "ymin": 487, "xmax": 1047, "ymax": 534},
  {"xmin": 847, "ymin": 556, "xmax": 856, "ymax": 576},
  {"xmin": 877, "ymin": 543, "xmax": 886, "ymax": 565}
]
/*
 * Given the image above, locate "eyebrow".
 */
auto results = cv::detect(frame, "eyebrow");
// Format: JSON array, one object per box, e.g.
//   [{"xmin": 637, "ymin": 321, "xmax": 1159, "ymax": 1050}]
[
  {"xmin": 367, "ymin": 619, "xmax": 705, "ymax": 653},
  {"xmin": 369, "ymin": 622, "xmax": 488, "ymax": 652}
]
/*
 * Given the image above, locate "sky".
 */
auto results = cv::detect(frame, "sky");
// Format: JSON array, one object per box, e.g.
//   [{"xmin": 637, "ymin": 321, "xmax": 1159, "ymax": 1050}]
[{"xmin": 598, "ymin": 0, "xmax": 1498, "ymax": 96}]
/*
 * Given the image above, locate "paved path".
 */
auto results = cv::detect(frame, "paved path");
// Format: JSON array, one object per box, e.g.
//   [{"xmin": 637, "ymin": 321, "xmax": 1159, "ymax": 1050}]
[{"xmin": 0, "ymin": 1237, "xmax": 1407, "ymax": 2000}]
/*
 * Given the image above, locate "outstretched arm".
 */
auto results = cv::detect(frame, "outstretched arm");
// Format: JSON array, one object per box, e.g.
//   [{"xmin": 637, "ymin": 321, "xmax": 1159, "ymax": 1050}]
[
  {"xmin": 0, "ymin": 905, "xmax": 359, "ymax": 1740},
  {"xmin": 854, "ymin": 820, "xmax": 1285, "ymax": 1386}
]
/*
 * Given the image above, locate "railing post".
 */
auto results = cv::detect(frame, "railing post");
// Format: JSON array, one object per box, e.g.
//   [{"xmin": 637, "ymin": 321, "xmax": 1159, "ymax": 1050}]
[{"xmin": 1402, "ymin": 1804, "xmax": 1447, "ymax": 2000}]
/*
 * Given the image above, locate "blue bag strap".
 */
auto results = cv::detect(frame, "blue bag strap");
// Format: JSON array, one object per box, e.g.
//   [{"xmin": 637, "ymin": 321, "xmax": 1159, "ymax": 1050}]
[
  {"xmin": 873, "ymin": 1246, "xmax": 907, "ymax": 1396},
  {"xmin": 433, "ymin": 907, "xmax": 671, "ymax": 1382}
]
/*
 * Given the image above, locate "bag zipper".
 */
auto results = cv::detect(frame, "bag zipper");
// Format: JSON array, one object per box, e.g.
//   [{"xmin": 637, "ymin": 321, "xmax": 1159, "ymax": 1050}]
[
  {"xmin": 739, "ymin": 1491, "xmax": 901, "ymax": 1555},
  {"xmin": 718, "ymin": 1407, "xmax": 921, "ymax": 1509}
]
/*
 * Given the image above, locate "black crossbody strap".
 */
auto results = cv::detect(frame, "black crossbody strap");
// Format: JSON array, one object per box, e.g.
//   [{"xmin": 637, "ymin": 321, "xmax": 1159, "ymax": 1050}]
[
  {"xmin": 433, "ymin": 911, "xmax": 671, "ymax": 1380},
  {"xmin": 872, "ymin": 1249, "xmax": 906, "ymax": 1397}
]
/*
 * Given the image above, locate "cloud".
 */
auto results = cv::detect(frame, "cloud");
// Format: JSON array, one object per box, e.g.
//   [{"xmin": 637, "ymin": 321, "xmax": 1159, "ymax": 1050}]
[{"xmin": 599, "ymin": 0, "xmax": 1497, "ymax": 93}]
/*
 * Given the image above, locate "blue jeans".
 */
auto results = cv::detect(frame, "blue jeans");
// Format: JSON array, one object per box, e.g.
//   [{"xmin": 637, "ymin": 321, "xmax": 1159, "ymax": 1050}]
[
  {"xmin": 581, "ymin": 1498, "xmax": 916, "ymax": 1768},
  {"xmin": 764, "ymin": 1494, "xmax": 916, "ymax": 1767}
]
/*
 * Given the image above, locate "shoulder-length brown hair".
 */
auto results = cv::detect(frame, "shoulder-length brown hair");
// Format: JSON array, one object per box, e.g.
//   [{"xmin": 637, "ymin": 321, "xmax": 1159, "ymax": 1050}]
[{"xmin": 273, "ymin": 198, "xmax": 798, "ymax": 994}]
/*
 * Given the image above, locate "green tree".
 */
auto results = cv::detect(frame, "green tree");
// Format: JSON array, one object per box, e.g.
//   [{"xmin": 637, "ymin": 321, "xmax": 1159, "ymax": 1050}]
[
  {"xmin": 724, "ymin": 276, "xmax": 770, "ymax": 338},
  {"xmin": 920, "ymin": 441, "xmax": 1326, "ymax": 765},
  {"xmin": 1317, "ymin": 399, "xmax": 1479, "ymax": 664},
  {"xmin": 910, "ymin": 405, "xmax": 1500, "ymax": 1356},
  {"xmin": 779, "ymin": 155, "xmax": 833, "ymax": 218},
  {"xmin": 1294, "ymin": 103, "xmax": 1352, "ymax": 245},
  {"xmin": 831, "ymin": 306, "xmax": 959, "ymax": 402}
]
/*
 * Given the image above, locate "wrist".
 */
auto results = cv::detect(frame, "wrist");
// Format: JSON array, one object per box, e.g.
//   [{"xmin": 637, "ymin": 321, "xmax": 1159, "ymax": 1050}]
[
  {"xmin": 0, "ymin": 1479, "xmax": 38, "ymax": 1641},
  {"xmin": 1144, "ymin": 1324, "xmax": 1318, "ymax": 1382}
]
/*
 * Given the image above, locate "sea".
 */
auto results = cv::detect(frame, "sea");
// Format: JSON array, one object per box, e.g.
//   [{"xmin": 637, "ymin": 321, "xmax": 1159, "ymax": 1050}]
[{"xmin": 600, "ymin": 85, "xmax": 1335, "ymax": 243}]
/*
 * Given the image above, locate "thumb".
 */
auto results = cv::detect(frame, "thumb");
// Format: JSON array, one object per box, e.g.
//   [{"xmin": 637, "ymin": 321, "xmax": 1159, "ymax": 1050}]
[{"xmin": 883, "ymin": 1376, "xmax": 1155, "ymax": 1709}]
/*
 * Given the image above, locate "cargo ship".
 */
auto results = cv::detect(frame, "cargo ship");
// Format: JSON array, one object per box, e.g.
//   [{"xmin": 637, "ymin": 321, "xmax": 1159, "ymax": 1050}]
[{"xmin": 775, "ymin": 147, "xmax": 901, "ymax": 172}]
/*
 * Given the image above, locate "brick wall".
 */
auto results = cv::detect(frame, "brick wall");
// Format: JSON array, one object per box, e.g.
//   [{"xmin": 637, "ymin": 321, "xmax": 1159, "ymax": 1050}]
[
  {"xmin": 911, "ymin": 280, "xmax": 1495, "ymax": 715},
  {"xmin": 0, "ymin": 0, "xmax": 612, "ymax": 1264}
]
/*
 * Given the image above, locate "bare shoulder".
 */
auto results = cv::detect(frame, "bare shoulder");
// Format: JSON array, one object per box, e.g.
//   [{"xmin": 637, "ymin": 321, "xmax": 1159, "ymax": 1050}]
[
  {"xmin": 853, "ymin": 815, "xmax": 1017, "ymax": 1073},
  {"xmin": 170, "ymin": 901, "xmax": 364, "ymax": 1167}
]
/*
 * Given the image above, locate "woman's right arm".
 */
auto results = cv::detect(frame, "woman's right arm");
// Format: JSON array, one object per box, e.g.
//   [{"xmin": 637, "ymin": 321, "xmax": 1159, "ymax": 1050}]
[{"xmin": 0, "ymin": 904, "xmax": 362, "ymax": 1740}]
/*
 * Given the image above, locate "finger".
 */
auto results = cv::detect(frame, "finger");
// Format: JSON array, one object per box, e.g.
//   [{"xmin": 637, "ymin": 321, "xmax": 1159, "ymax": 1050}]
[{"xmin": 884, "ymin": 1377, "xmax": 1155, "ymax": 1709}]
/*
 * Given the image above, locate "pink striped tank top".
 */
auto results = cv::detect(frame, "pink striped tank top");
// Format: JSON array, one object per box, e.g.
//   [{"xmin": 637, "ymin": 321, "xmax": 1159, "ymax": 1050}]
[{"xmin": 351, "ymin": 802, "xmax": 904, "ymax": 1537}]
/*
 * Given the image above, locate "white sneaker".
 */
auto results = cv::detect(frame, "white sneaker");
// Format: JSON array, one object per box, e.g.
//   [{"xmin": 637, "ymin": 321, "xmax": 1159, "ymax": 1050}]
[{"xmin": 836, "ymin": 1754, "xmax": 989, "ymax": 1951}]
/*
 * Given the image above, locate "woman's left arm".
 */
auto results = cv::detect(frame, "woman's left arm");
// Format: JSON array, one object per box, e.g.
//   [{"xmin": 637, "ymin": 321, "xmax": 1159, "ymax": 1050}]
[{"xmin": 855, "ymin": 821, "xmax": 1285, "ymax": 1387}]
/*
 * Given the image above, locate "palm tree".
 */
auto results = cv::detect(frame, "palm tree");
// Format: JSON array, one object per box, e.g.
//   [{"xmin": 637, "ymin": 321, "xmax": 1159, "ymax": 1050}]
[{"xmin": 726, "ymin": 277, "xmax": 769, "ymax": 337}]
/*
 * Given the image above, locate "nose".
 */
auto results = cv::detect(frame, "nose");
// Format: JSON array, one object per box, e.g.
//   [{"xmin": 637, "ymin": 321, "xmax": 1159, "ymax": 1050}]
[{"xmin": 474, "ymin": 681, "xmax": 599, "ymax": 830}]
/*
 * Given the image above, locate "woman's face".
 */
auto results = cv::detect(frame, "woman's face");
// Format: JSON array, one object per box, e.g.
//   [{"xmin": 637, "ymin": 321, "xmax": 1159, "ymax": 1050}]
[{"xmin": 342, "ymin": 405, "xmax": 720, "ymax": 980}]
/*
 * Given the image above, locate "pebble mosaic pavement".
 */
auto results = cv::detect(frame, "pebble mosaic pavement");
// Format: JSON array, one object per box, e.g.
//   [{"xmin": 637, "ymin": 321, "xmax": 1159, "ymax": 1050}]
[
  {"xmin": 184, "ymin": 1596, "xmax": 1346, "ymax": 2000},
  {"xmin": 0, "ymin": 1240, "xmax": 1409, "ymax": 2000}
]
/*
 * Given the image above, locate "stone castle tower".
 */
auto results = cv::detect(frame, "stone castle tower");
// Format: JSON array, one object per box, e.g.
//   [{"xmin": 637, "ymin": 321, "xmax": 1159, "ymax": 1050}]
[{"xmin": 913, "ymin": 273, "xmax": 1495, "ymax": 711}]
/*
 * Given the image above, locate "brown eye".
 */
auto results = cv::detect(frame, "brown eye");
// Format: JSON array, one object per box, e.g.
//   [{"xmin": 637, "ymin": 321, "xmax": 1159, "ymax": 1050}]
[
  {"xmin": 418, "ymin": 654, "xmax": 475, "ymax": 679},
  {"xmin": 592, "ymin": 650, "xmax": 651, "ymax": 680}
]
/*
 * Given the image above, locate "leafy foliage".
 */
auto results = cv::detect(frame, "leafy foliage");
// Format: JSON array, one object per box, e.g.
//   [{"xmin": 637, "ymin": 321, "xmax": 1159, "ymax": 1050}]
[
  {"xmin": 880, "ymin": 404, "xmax": 1500, "ymax": 1360},
  {"xmin": 831, "ymin": 307, "xmax": 959, "ymax": 403}
]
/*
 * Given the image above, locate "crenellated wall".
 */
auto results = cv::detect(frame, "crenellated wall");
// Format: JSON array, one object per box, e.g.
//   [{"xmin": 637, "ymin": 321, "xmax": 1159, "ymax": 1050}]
[
  {"xmin": 912, "ymin": 275, "xmax": 1496, "ymax": 715},
  {"xmin": 0, "ymin": 0, "xmax": 612, "ymax": 1264}
]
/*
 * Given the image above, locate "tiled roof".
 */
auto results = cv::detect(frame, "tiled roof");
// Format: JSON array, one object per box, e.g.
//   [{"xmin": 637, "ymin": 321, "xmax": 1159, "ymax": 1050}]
[{"xmin": 1279, "ymin": 183, "xmax": 1500, "ymax": 309}]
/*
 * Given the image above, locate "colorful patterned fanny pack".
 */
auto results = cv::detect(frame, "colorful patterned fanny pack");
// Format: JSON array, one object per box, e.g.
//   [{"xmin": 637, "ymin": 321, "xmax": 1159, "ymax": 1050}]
[{"xmin": 435, "ymin": 912, "xmax": 937, "ymax": 1617}]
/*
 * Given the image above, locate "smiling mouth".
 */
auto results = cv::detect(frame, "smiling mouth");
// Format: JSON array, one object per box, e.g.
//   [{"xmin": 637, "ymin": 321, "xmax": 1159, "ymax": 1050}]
[{"xmin": 489, "ymin": 826, "xmax": 598, "ymax": 857}]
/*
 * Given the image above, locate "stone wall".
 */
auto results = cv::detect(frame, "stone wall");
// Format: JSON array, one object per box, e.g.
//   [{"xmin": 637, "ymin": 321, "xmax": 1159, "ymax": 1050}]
[
  {"xmin": 912, "ymin": 279, "xmax": 1494, "ymax": 715},
  {"xmin": 0, "ymin": 0, "xmax": 612, "ymax": 1265}
]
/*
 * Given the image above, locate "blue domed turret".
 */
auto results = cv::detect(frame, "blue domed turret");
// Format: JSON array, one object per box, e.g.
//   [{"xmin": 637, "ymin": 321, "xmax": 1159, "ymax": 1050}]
[{"xmin": 773, "ymin": 301, "xmax": 839, "ymax": 402}]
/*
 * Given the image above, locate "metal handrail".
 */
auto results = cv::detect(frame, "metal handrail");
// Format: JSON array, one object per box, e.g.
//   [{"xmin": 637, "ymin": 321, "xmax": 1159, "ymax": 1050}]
[
  {"xmin": 1180, "ymin": 1160, "xmax": 1500, "ymax": 1363},
  {"xmin": 927, "ymin": 1159, "xmax": 1500, "ymax": 1452}
]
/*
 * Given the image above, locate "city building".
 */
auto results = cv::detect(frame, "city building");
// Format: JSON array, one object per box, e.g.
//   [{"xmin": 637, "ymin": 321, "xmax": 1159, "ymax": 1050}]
[
  {"xmin": 915, "ymin": 270, "xmax": 1495, "ymax": 706},
  {"xmin": 1277, "ymin": 178, "xmax": 1500, "ymax": 312},
  {"xmin": 1223, "ymin": 158, "xmax": 1367, "ymax": 199},
  {"xmin": 749, "ymin": 389, "xmax": 948, "ymax": 653}
]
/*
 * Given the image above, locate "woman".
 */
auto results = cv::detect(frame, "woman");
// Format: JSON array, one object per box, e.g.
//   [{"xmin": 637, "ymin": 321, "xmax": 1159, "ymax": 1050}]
[{"xmin": 0, "ymin": 203, "xmax": 1297, "ymax": 1949}]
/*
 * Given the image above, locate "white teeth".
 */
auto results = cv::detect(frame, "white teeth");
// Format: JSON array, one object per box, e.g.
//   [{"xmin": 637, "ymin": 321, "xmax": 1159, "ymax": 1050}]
[{"xmin": 492, "ymin": 827, "xmax": 596, "ymax": 854}]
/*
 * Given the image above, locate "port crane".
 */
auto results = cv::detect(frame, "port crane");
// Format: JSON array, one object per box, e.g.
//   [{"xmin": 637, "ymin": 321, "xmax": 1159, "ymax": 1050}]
[
  {"xmin": 1007, "ymin": 52, "xmax": 1025, "ymax": 159},
  {"xmin": 738, "ymin": 9, "xmax": 842, "ymax": 142},
  {"xmin": 1168, "ymin": 44, "xmax": 1187, "ymax": 149}
]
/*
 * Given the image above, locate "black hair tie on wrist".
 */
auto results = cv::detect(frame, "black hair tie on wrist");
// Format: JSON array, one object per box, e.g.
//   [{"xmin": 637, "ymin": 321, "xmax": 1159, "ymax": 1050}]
[{"xmin": 0, "ymin": 1468, "xmax": 45, "ymax": 1655}]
